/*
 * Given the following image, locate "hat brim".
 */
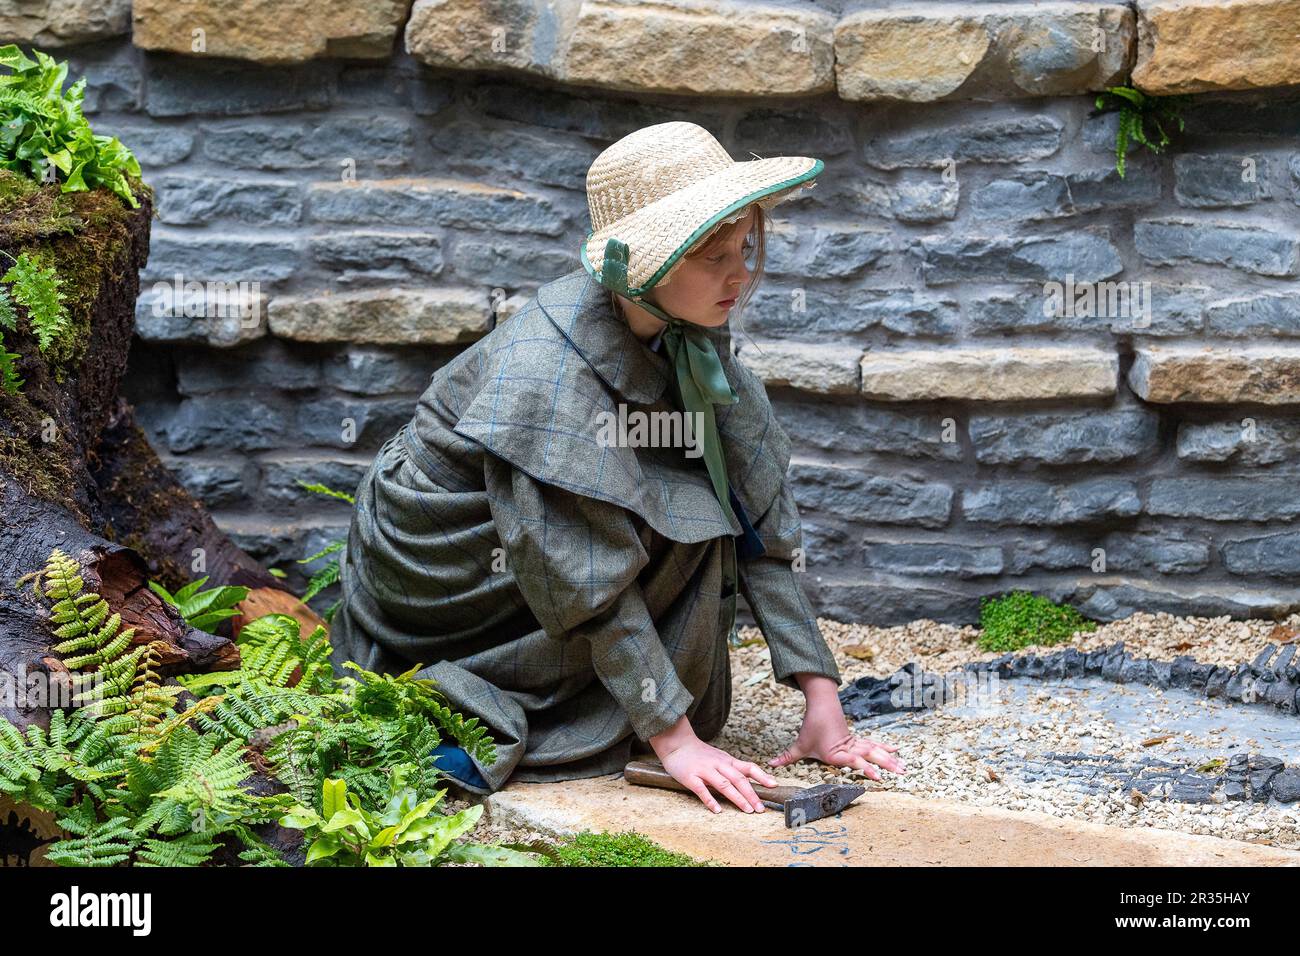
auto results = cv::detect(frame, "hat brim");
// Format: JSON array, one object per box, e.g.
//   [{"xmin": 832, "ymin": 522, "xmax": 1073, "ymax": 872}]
[{"xmin": 581, "ymin": 155, "xmax": 822, "ymax": 296}]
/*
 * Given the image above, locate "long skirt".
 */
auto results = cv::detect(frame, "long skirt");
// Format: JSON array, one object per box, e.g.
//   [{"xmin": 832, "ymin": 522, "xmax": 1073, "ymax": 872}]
[{"xmin": 328, "ymin": 426, "xmax": 735, "ymax": 794}]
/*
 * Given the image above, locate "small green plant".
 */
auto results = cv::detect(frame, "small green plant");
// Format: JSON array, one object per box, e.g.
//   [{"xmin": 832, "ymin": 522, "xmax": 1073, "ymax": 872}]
[
  {"xmin": 1091, "ymin": 85, "xmax": 1191, "ymax": 178},
  {"xmin": 294, "ymin": 479, "xmax": 355, "ymax": 622},
  {"xmin": 550, "ymin": 830, "xmax": 713, "ymax": 867},
  {"xmin": 148, "ymin": 575, "xmax": 250, "ymax": 633},
  {"xmin": 17, "ymin": 547, "xmax": 182, "ymax": 733},
  {"xmin": 0, "ymin": 45, "xmax": 141, "ymax": 207},
  {"xmin": 0, "ymin": 248, "xmax": 69, "ymax": 395},
  {"xmin": 977, "ymin": 590, "xmax": 1097, "ymax": 652},
  {"xmin": 280, "ymin": 766, "xmax": 540, "ymax": 867}
]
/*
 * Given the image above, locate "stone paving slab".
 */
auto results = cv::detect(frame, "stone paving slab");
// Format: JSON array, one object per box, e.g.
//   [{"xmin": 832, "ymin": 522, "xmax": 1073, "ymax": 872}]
[{"xmin": 484, "ymin": 773, "xmax": 1300, "ymax": 867}]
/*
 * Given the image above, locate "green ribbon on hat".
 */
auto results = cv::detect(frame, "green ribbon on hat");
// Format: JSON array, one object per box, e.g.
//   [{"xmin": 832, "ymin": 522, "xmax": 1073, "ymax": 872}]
[{"xmin": 598, "ymin": 238, "xmax": 740, "ymax": 532}]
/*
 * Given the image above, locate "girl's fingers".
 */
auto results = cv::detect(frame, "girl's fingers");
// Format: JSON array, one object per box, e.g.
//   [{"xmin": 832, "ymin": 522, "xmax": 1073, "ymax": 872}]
[
  {"xmin": 707, "ymin": 769, "xmax": 757, "ymax": 813},
  {"xmin": 685, "ymin": 776, "xmax": 722, "ymax": 814},
  {"xmin": 848, "ymin": 754, "xmax": 882, "ymax": 781},
  {"xmin": 717, "ymin": 764, "xmax": 764, "ymax": 812},
  {"xmin": 768, "ymin": 744, "xmax": 802, "ymax": 768},
  {"xmin": 736, "ymin": 760, "xmax": 779, "ymax": 788}
]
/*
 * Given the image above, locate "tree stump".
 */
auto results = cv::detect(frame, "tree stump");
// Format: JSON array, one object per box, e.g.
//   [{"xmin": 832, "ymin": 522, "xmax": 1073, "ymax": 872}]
[{"xmin": 0, "ymin": 175, "xmax": 321, "ymax": 734}]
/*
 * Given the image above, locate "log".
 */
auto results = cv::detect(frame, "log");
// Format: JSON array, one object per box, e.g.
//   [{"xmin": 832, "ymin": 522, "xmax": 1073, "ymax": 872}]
[{"xmin": 0, "ymin": 174, "xmax": 318, "ymax": 734}]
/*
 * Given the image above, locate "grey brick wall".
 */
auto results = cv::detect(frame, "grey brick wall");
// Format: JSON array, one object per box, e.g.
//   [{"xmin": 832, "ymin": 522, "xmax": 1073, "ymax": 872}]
[{"xmin": 57, "ymin": 36, "xmax": 1300, "ymax": 626}]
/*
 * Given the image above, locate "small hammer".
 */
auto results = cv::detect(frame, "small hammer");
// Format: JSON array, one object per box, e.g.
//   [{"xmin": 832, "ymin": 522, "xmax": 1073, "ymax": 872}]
[{"xmin": 623, "ymin": 757, "xmax": 865, "ymax": 828}]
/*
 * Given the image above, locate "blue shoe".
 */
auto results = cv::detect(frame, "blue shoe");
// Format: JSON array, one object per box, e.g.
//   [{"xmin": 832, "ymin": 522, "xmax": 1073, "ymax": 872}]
[{"xmin": 430, "ymin": 743, "xmax": 489, "ymax": 790}]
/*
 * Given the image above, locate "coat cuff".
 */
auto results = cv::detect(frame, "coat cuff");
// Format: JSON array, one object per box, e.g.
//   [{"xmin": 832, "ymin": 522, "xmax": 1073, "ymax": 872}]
[
  {"xmin": 580, "ymin": 586, "xmax": 695, "ymax": 743},
  {"xmin": 738, "ymin": 555, "xmax": 842, "ymax": 691}
]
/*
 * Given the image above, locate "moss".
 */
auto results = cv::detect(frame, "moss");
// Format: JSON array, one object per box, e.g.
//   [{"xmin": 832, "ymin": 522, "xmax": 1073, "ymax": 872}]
[
  {"xmin": 548, "ymin": 829, "xmax": 717, "ymax": 867},
  {"xmin": 0, "ymin": 171, "xmax": 82, "ymax": 245},
  {"xmin": 0, "ymin": 176, "xmax": 149, "ymax": 523},
  {"xmin": 0, "ymin": 430, "xmax": 74, "ymax": 505},
  {"xmin": 977, "ymin": 590, "xmax": 1097, "ymax": 653}
]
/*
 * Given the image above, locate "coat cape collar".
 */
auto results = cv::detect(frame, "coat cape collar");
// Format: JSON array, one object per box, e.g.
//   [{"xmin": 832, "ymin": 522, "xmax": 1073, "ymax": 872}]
[
  {"xmin": 449, "ymin": 269, "xmax": 792, "ymax": 546},
  {"xmin": 535, "ymin": 268, "xmax": 671, "ymax": 406}
]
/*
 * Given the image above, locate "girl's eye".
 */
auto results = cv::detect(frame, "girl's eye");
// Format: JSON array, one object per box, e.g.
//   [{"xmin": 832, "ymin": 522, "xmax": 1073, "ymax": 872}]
[{"xmin": 710, "ymin": 241, "xmax": 755, "ymax": 264}]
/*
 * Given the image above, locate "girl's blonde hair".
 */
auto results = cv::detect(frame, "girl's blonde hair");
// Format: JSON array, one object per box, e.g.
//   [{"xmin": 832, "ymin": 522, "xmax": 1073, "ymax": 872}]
[{"xmin": 611, "ymin": 201, "xmax": 767, "ymax": 347}]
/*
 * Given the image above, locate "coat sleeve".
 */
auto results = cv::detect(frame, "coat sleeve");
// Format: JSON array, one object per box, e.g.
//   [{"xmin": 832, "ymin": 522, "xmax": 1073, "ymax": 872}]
[
  {"xmin": 482, "ymin": 453, "xmax": 694, "ymax": 742},
  {"xmin": 737, "ymin": 478, "xmax": 843, "ymax": 690}
]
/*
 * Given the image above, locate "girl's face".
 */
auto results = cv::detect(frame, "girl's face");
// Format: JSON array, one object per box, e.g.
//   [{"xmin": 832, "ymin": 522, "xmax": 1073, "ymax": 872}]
[{"xmin": 644, "ymin": 206, "xmax": 758, "ymax": 328}]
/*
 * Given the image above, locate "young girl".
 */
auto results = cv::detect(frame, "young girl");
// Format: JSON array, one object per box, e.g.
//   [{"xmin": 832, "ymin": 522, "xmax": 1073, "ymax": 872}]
[{"xmin": 330, "ymin": 121, "xmax": 905, "ymax": 815}]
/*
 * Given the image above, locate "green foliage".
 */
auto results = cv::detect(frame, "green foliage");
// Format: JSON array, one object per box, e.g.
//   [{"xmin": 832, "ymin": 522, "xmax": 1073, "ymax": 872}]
[
  {"xmin": 296, "ymin": 480, "xmax": 355, "ymax": 505},
  {"xmin": 1091, "ymin": 85, "xmax": 1191, "ymax": 177},
  {"xmin": 0, "ymin": 547, "xmax": 523, "ymax": 867},
  {"xmin": 977, "ymin": 590, "xmax": 1097, "ymax": 652},
  {"xmin": 280, "ymin": 767, "xmax": 542, "ymax": 867},
  {"xmin": 261, "ymin": 660, "xmax": 497, "ymax": 814},
  {"xmin": 0, "ymin": 285, "xmax": 20, "ymax": 393},
  {"xmin": 3, "ymin": 248, "xmax": 67, "ymax": 349},
  {"xmin": 0, "ymin": 249, "xmax": 69, "ymax": 395},
  {"xmin": 0, "ymin": 45, "xmax": 141, "ymax": 207},
  {"xmin": 294, "ymin": 479, "xmax": 356, "ymax": 622},
  {"xmin": 549, "ymin": 830, "xmax": 712, "ymax": 867},
  {"xmin": 148, "ymin": 575, "xmax": 250, "ymax": 633},
  {"xmin": 22, "ymin": 547, "xmax": 182, "ymax": 732}
]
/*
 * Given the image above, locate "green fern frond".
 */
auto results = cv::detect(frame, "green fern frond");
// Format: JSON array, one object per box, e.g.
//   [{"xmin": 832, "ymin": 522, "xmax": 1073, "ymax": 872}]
[
  {"xmin": 148, "ymin": 576, "xmax": 249, "ymax": 633},
  {"xmin": 300, "ymin": 559, "xmax": 340, "ymax": 603},
  {"xmin": 231, "ymin": 823, "xmax": 291, "ymax": 867},
  {"xmin": 296, "ymin": 479, "xmax": 355, "ymax": 505},
  {"xmin": 46, "ymin": 796, "xmax": 138, "ymax": 866},
  {"xmin": 135, "ymin": 831, "xmax": 223, "ymax": 867},
  {"xmin": 0, "ymin": 344, "xmax": 21, "ymax": 394},
  {"xmin": 2, "ymin": 250, "xmax": 69, "ymax": 353},
  {"xmin": 232, "ymin": 613, "xmax": 335, "ymax": 693},
  {"xmin": 0, "ymin": 288, "xmax": 16, "ymax": 334}
]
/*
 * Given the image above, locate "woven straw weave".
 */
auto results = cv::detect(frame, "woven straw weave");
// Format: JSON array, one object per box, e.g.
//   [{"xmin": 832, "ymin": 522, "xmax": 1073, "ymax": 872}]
[{"xmin": 582, "ymin": 121, "xmax": 820, "ymax": 293}]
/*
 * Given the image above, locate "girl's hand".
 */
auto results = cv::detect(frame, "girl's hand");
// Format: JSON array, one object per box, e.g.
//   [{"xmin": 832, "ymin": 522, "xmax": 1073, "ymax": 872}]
[
  {"xmin": 769, "ymin": 703, "xmax": 906, "ymax": 782},
  {"xmin": 650, "ymin": 718, "xmax": 779, "ymax": 814}
]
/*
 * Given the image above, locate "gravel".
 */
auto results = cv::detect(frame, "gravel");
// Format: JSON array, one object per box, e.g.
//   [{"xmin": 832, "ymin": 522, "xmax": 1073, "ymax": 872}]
[
  {"xmin": 715, "ymin": 611, "xmax": 1300, "ymax": 852},
  {"xmin": 447, "ymin": 610, "xmax": 1300, "ymax": 858}
]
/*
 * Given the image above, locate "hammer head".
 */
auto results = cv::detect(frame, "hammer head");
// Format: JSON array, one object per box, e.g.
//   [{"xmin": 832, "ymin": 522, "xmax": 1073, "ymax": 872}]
[{"xmin": 783, "ymin": 782, "xmax": 866, "ymax": 828}]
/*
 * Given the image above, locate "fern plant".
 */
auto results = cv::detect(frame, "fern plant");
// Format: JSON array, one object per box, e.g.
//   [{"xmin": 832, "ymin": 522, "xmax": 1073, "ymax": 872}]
[
  {"xmin": 0, "ymin": 249, "xmax": 69, "ymax": 396},
  {"xmin": 0, "ymin": 547, "xmax": 526, "ymax": 868},
  {"xmin": 1091, "ymin": 85, "xmax": 1191, "ymax": 177},
  {"xmin": 0, "ymin": 45, "xmax": 141, "ymax": 207},
  {"xmin": 147, "ymin": 575, "xmax": 249, "ymax": 633},
  {"xmin": 293, "ymin": 479, "xmax": 356, "ymax": 623},
  {"xmin": 18, "ymin": 547, "xmax": 181, "ymax": 732},
  {"xmin": 279, "ymin": 765, "xmax": 540, "ymax": 867}
]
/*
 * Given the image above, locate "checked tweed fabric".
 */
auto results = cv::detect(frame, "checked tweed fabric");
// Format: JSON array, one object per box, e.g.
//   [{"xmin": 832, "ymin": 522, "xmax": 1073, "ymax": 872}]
[{"xmin": 329, "ymin": 268, "xmax": 842, "ymax": 794}]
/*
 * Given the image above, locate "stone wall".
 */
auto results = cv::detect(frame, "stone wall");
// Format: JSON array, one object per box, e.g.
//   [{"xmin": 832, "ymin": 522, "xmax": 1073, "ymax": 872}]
[{"xmin": 10, "ymin": 0, "xmax": 1300, "ymax": 625}]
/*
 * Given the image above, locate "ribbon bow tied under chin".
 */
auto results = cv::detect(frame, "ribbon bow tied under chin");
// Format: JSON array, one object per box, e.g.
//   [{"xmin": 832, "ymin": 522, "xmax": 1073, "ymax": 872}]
[
  {"xmin": 659, "ymin": 316, "xmax": 740, "ymax": 530},
  {"xmin": 598, "ymin": 236, "xmax": 741, "ymax": 531}
]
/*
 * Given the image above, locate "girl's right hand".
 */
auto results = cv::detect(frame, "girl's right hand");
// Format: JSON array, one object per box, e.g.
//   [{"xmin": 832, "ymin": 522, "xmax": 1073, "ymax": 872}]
[{"xmin": 650, "ymin": 721, "xmax": 779, "ymax": 814}]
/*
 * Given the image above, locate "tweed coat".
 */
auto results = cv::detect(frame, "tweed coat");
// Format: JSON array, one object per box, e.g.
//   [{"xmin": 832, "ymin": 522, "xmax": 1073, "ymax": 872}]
[{"xmin": 328, "ymin": 267, "xmax": 842, "ymax": 794}]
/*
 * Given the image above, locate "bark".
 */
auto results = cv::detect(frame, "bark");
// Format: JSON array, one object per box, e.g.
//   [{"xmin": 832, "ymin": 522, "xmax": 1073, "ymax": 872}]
[{"xmin": 0, "ymin": 182, "xmax": 321, "ymax": 736}]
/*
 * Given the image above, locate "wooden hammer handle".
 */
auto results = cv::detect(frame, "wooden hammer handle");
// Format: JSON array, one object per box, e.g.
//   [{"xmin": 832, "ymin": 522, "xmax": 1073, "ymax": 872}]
[{"xmin": 623, "ymin": 758, "xmax": 801, "ymax": 808}]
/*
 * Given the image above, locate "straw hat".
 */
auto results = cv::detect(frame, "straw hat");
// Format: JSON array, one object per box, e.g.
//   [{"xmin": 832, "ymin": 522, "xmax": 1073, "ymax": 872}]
[{"xmin": 580, "ymin": 121, "xmax": 822, "ymax": 297}]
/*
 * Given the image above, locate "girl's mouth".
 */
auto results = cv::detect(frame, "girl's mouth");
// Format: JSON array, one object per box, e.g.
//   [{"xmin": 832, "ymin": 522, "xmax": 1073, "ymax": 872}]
[{"xmin": 717, "ymin": 297, "xmax": 737, "ymax": 308}]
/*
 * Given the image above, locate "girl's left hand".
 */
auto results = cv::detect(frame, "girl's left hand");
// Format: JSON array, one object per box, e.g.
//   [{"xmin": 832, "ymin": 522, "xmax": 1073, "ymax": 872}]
[{"xmin": 768, "ymin": 704, "xmax": 906, "ymax": 781}]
